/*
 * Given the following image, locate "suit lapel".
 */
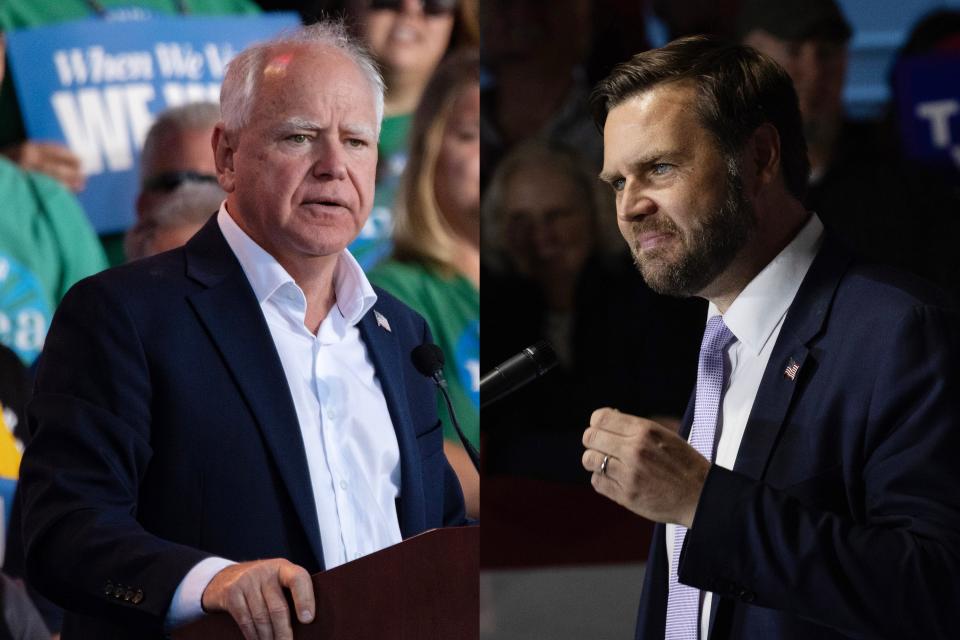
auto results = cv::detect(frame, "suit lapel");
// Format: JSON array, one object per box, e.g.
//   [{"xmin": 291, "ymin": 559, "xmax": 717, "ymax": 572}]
[
  {"xmin": 704, "ymin": 238, "xmax": 851, "ymax": 639},
  {"xmin": 731, "ymin": 237, "xmax": 850, "ymax": 480},
  {"xmin": 357, "ymin": 308, "xmax": 426, "ymax": 538},
  {"xmin": 183, "ymin": 219, "xmax": 326, "ymax": 569}
]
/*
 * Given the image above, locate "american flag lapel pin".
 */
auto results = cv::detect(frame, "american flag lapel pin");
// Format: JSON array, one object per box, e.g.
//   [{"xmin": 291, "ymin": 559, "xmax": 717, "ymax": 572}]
[
  {"xmin": 374, "ymin": 310, "xmax": 392, "ymax": 333},
  {"xmin": 784, "ymin": 357, "xmax": 800, "ymax": 381}
]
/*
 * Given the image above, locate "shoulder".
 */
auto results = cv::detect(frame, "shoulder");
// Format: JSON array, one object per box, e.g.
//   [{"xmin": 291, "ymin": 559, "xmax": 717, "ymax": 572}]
[
  {"xmin": 370, "ymin": 282, "xmax": 426, "ymax": 323},
  {"xmin": 835, "ymin": 260, "xmax": 955, "ymax": 319},
  {"xmin": 369, "ymin": 260, "xmax": 432, "ymax": 287},
  {"xmin": 369, "ymin": 260, "xmax": 439, "ymax": 305},
  {"xmin": 812, "ymin": 242, "xmax": 959, "ymax": 347},
  {"xmin": 61, "ymin": 248, "xmax": 193, "ymax": 313}
]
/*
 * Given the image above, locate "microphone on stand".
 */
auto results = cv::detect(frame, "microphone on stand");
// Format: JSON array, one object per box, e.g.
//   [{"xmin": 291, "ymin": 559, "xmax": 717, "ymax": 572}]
[
  {"xmin": 411, "ymin": 344, "xmax": 480, "ymax": 472},
  {"xmin": 480, "ymin": 341, "xmax": 558, "ymax": 409}
]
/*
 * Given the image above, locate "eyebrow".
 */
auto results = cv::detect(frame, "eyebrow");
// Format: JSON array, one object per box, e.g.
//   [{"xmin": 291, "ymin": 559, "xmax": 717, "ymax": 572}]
[
  {"xmin": 279, "ymin": 118, "xmax": 376, "ymax": 140},
  {"xmin": 599, "ymin": 149, "xmax": 681, "ymax": 182}
]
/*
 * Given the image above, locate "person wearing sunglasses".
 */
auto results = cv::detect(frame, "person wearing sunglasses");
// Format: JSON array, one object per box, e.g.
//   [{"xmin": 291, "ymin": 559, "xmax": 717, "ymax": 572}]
[{"xmin": 341, "ymin": 0, "xmax": 472, "ymax": 270}]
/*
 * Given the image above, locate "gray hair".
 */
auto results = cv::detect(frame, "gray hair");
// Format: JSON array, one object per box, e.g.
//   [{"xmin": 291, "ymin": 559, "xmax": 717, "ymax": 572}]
[
  {"xmin": 140, "ymin": 101, "xmax": 220, "ymax": 183},
  {"xmin": 482, "ymin": 139, "xmax": 615, "ymax": 268},
  {"xmin": 219, "ymin": 20, "xmax": 385, "ymax": 134},
  {"xmin": 125, "ymin": 181, "xmax": 225, "ymax": 260}
]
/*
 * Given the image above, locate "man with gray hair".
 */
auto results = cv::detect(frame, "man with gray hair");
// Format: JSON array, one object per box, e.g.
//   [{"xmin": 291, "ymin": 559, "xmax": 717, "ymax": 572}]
[
  {"xmin": 126, "ymin": 181, "xmax": 226, "ymax": 261},
  {"xmin": 136, "ymin": 101, "xmax": 222, "ymax": 222},
  {"xmin": 19, "ymin": 20, "xmax": 467, "ymax": 640}
]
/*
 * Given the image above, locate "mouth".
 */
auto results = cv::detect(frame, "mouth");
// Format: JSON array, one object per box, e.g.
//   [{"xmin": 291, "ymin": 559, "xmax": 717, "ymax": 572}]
[
  {"xmin": 635, "ymin": 231, "xmax": 674, "ymax": 252},
  {"xmin": 302, "ymin": 196, "xmax": 349, "ymax": 210},
  {"xmin": 390, "ymin": 24, "xmax": 421, "ymax": 44}
]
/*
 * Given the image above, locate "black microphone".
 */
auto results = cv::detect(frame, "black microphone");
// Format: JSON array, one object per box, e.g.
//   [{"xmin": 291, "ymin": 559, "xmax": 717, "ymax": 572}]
[
  {"xmin": 411, "ymin": 344, "xmax": 480, "ymax": 472},
  {"xmin": 480, "ymin": 341, "xmax": 558, "ymax": 409}
]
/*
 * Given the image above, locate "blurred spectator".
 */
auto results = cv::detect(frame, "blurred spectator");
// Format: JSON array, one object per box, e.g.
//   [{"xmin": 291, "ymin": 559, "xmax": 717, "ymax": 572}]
[
  {"xmin": 0, "ymin": 37, "xmax": 107, "ymax": 367},
  {"xmin": 482, "ymin": 141, "xmax": 703, "ymax": 482},
  {"xmin": 0, "ymin": 573, "xmax": 48, "ymax": 640},
  {"xmin": 369, "ymin": 50, "xmax": 479, "ymax": 517},
  {"xmin": 125, "ymin": 181, "xmax": 224, "ymax": 260},
  {"xmin": 886, "ymin": 9, "xmax": 960, "ymax": 188},
  {"xmin": 479, "ymin": 0, "xmax": 602, "ymax": 188},
  {"xmin": 0, "ymin": 345, "xmax": 48, "ymax": 640},
  {"xmin": 341, "ymin": 0, "xmax": 468, "ymax": 269},
  {"xmin": 652, "ymin": 0, "xmax": 742, "ymax": 42},
  {"xmin": 739, "ymin": 0, "xmax": 960, "ymax": 300},
  {"xmin": 0, "ymin": 0, "xmax": 259, "ymax": 193},
  {"xmin": 136, "ymin": 102, "xmax": 220, "ymax": 221},
  {"xmin": 0, "ymin": 343, "xmax": 28, "ymax": 543}
]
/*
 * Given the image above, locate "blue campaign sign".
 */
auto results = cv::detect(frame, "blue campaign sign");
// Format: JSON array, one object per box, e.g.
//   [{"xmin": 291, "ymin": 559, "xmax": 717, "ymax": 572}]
[
  {"xmin": 5, "ymin": 13, "xmax": 300, "ymax": 234},
  {"xmin": 892, "ymin": 52, "xmax": 960, "ymax": 175}
]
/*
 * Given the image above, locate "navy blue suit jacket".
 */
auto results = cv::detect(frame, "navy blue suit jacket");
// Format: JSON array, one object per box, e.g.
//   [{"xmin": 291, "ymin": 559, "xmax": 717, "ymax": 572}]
[
  {"xmin": 19, "ymin": 219, "xmax": 466, "ymax": 638},
  {"xmin": 635, "ymin": 237, "xmax": 960, "ymax": 639}
]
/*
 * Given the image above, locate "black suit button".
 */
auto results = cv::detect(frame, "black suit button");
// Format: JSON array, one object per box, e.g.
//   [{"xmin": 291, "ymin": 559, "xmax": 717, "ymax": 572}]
[
  {"xmin": 132, "ymin": 590, "xmax": 144, "ymax": 605},
  {"xmin": 736, "ymin": 588, "xmax": 755, "ymax": 602},
  {"xmin": 104, "ymin": 582, "xmax": 114, "ymax": 597},
  {"xmin": 123, "ymin": 589, "xmax": 134, "ymax": 602}
]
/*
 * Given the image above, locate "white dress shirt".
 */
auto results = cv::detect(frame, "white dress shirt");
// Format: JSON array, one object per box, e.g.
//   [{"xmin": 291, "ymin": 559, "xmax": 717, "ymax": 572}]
[
  {"xmin": 167, "ymin": 203, "xmax": 403, "ymax": 627},
  {"xmin": 665, "ymin": 213, "xmax": 824, "ymax": 639}
]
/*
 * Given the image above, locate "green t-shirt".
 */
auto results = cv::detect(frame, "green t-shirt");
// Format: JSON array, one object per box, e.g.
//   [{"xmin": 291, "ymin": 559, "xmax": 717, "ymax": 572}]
[
  {"xmin": 0, "ymin": 157, "xmax": 108, "ymax": 364},
  {"xmin": 369, "ymin": 260, "xmax": 479, "ymax": 448},
  {"xmin": 0, "ymin": 0, "xmax": 261, "ymax": 147},
  {"xmin": 349, "ymin": 113, "xmax": 412, "ymax": 270}
]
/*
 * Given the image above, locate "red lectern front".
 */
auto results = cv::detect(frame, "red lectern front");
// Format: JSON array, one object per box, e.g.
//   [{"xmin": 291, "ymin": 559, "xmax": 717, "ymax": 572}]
[{"xmin": 173, "ymin": 526, "xmax": 478, "ymax": 640}]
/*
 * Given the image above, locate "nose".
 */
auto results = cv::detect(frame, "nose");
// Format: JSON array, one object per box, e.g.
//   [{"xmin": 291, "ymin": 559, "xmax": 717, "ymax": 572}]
[
  {"xmin": 312, "ymin": 140, "xmax": 348, "ymax": 181},
  {"xmin": 617, "ymin": 183, "xmax": 657, "ymax": 223},
  {"xmin": 401, "ymin": 0, "xmax": 425, "ymax": 15}
]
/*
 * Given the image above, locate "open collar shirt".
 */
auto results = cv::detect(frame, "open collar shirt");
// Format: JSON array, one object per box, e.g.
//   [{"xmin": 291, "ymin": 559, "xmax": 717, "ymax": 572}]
[{"xmin": 167, "ymin": 204, "xmax": 403, "ymax": 628}]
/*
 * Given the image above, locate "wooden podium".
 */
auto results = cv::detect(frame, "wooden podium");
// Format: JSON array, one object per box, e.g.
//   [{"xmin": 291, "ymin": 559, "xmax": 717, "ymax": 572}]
[{"xmin": 173, "ymin": 526, "xmax": 478, "ymax": 640}]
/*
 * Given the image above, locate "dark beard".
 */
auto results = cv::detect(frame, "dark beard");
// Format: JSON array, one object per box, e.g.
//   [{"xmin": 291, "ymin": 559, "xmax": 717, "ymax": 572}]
[{"xmin": 631, "ymin": 162, "xmax": 755, "ymax": 297}]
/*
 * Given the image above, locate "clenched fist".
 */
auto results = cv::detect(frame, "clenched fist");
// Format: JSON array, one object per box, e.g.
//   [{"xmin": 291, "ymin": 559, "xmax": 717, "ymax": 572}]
[{"xmin": 582, "ymin": 407, "xmax": 710, "ymax": 528}]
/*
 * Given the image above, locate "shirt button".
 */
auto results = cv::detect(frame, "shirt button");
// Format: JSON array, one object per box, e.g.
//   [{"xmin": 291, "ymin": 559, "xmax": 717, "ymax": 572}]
[
  {"xmin": 339, "ymin": 479, "xmax": 348, "ymax": 490},
  {"xmin": 328, "ymin": 409, "xmax": 337, "ymax": 420}
]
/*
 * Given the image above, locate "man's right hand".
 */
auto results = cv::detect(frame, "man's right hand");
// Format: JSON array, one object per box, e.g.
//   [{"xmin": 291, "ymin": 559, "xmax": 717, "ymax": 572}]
[
  {"xmin": 1, "ymin": 141, "xmax": 85, "ymax": 191},
  {"xmin": 201, "ymin": 559, "xmax": 315, "ymax": 640}
]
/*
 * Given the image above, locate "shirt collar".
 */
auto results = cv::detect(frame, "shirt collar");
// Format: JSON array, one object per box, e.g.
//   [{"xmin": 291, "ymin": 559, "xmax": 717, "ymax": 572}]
[
  {"xmin": 710, "ymin": 213, "xmax": 824, "ymax": 356},
  {"xmin": 216, "ymin": 202, "xmax": 377, "ymax": 326}
]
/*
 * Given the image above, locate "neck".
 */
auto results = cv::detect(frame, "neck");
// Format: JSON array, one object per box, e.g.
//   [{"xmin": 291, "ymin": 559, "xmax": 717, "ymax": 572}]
[
  {"xmin": 449, "ymin": 238, "xmax": 480, "ymax": 288},
  {"xmin": 446, "ymin": 216, "xmax": 480, "ymax": 288},
  {"xmin": 703, "ymin": 201, "xmax": 810, "ymax": 314},
  {"xmin": 279, "ymin": 254, "xmax": 340, "ymax": 334},
  {"xmin": 384, "ymin": 70, "xmax": 431, "ymax": 117},
  {"xmin": 541, "ymin": 276, "xmax": 577, "ymax": 312}
]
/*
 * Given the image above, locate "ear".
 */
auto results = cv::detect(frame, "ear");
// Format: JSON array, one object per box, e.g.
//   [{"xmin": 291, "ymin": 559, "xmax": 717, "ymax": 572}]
[
  {"xmin": 746, "ymin": 122, "xmax": 781, "ymax": 195},
  {"xmin": 212, "ymin": 123, "xmax": 237, "ymax": 193}
]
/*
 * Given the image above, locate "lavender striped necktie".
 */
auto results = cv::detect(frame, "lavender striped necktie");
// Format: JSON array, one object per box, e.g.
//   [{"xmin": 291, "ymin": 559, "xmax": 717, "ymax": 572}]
[{"xmin": 664, "ymin": 315, "xmax": 735, "ymax": 640}]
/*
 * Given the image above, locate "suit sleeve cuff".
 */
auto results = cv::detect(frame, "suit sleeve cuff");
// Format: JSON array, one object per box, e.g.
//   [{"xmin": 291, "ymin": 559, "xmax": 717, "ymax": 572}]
[
  {"xmin": 165, "ymin": 556, "xmax": 236, "ymax": 630},
  {"xmin": 680, "ymin": 464, "xmax": 757, "ymax": 600}
]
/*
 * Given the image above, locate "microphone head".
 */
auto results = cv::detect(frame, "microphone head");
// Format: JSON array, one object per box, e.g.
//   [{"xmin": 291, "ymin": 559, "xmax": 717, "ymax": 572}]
[
  {"xmin": 411, "ymin": 344, "xmax": 445, "ymax": 378},
  {"xmin": 527, "ymin": 340, "xmax": 559, "ymax": 375}
]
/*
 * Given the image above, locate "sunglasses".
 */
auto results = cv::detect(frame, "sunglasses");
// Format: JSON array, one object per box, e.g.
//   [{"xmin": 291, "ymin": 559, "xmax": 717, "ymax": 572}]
[
  {"xmin": 368, "ymin": 0, "xmax": 458, "ymax": 16},
  {"xmin": 143, "ymin": 171, "xmax": 219, "ymax": 193}
]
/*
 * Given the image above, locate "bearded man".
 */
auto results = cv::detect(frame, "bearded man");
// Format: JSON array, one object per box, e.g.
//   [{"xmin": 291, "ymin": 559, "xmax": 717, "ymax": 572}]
[{"xmin": 584, "ymin": 36, "xmax": 960, "ymax": 640}]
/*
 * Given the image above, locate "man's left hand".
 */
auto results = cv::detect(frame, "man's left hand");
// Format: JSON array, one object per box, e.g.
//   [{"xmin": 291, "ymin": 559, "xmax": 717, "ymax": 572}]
[{"xmin": 582, "ymin": 407, "xmax": 710, "ymax": 528}]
